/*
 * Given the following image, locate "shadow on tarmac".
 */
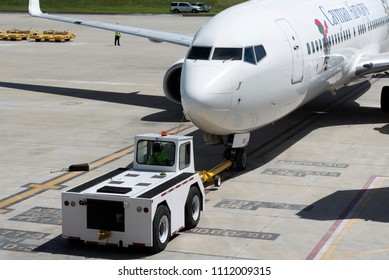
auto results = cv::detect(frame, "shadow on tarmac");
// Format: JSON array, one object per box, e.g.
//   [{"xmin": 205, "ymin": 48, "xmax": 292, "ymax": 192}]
[
  {"xmin": 0, "ymin": 81, "xmax": 184, "ymax": 122},
  {"xmin": 297, "ymin": 187, "xmax": 389, "ymax": 223},
  {"xmin": 33, "ymin": 234, "xmax": 182, "ymax": 259}
]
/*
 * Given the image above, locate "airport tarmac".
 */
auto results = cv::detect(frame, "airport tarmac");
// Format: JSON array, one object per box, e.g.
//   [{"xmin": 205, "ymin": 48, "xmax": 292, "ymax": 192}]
[{"xmin": 0, "ymin": 12, "xmax": 389, "ymax": 260}]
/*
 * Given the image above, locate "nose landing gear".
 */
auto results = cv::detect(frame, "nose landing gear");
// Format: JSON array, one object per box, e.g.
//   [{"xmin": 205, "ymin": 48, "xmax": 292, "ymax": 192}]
[
  {"xmin": 223, "ymin": 133, "xmax": 249, "ymax": 171},
  {"xmin": 203, "ymin": 132, "xmax": 249, "ymax": 171},
  {"xmin": 223, "ymin": 147, "xmax": 247, "ymax": 171}
]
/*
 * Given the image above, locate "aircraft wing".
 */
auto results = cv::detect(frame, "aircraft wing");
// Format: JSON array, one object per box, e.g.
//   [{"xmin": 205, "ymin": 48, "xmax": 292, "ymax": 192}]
[
  {"xmin": 355, "ymin": 53, "xmax": 389, "ymax": 76},
  {"xmin": 28, "ymin": 0, "xmax": 193, "ymax": 47}
]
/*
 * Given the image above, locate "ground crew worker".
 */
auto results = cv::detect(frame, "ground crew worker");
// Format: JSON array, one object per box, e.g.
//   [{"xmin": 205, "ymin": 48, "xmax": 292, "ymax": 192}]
[
  {"xmin": 148, "ymin": 143, "xmax": 170, "ymax": 165},
  {"xmin": 114, "ymin": 30, "xmax": 121, "ymax": 46}
]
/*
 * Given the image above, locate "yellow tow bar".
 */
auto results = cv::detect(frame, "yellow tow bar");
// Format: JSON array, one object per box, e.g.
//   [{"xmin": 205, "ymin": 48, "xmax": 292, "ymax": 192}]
[{"xmin": 197, "ymin": 160, "xmax": 233, "ymax": 187}]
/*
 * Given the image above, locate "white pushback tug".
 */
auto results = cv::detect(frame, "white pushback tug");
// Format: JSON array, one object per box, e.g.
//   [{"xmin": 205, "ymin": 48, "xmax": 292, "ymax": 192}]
[{"xmin": 62, "ymin": 132, "xmax": 206, "ymax": 252}]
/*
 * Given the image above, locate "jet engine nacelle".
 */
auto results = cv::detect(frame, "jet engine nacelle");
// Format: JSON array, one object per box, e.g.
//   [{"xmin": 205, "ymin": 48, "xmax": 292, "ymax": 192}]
[{"xmin": 163, "ymin": 58, "xmax": 184, "ymax": 104}]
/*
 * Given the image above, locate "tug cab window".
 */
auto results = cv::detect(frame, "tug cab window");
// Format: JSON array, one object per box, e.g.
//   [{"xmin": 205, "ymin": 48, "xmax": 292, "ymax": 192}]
[
  {"xmin": 179, "ymin": 142, "xmax": 191, "ymax": 170},
  {"xmin": 136, "ymin": 140, "xmax": 175, "ymax": 166}
]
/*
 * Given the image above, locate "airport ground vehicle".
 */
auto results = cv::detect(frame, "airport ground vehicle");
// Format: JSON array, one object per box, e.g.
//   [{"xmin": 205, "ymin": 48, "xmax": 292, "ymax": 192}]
[
  {"xmin": 30, "ymin": 30, "xmax": 75, "ymax": 42},
  {"xmin": 0, "ymin": 29, "xmax": 37, "ymax": 40},
  {"xmin": 170, "ymin": 2, "xmax": 202, "ymax": 13},
  {"xmin": 0, "ymin": 28, "xmax": 74, "ymax": 42},
  {"xmin": 190, "ymin": 2, "xmax": 211, "ymax": 12},
  {"xmin": 61, "ymin": 132, "xmax": 206, "ymax": 252}
]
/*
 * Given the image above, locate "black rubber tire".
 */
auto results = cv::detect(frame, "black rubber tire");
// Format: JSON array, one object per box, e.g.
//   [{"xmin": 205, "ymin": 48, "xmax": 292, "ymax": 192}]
[
  {"xmin": 185, "ymin": 186, "xmax": 201, "ymax": 229},
  {"xmin": 214, "ymin": 175, "xmax": 222, "ymax": 187},
  {"xmin": 152, "ymin": 205, "xmax": 170, "ymax": 253},
  {"xmin": 381, "ymin": 86, "xmax": 389, "ymax": 112},
  {"xmin": 236, "ymin": 149, "xmax": 247, "ymax": 171}
]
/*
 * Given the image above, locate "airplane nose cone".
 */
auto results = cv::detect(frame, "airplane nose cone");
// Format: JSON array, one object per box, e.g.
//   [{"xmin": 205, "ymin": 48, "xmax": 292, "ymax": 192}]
[{"xmin": 181, "ymin": 64, "xmax": 233, "ymax": 134}]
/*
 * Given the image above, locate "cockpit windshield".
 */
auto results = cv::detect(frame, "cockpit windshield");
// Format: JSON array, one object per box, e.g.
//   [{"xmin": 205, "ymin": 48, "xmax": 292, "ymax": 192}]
[
  {"xmin": 212, "ymin": 48, "xmax": 242, "ymax": 61},
  {"xmin": 187, "ymin": 45, "xmax": 267, "ymax": 64},
  {"xmin": 244, "ymin": 45, "xmax": 267, "ymax": 64},
  {"xmin": 187, "ymin": 46, "xmax": 212, "ymax": 60}
]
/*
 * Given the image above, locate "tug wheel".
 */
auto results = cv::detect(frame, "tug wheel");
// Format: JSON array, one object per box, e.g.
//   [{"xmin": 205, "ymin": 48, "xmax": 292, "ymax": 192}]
[
  {"xmin": 152, "ymin": 205, "xmax": 170, "ymax": 253},
  {"xmin": 185, "ymin": 186, "xmax": 202, "ymax": 229}
]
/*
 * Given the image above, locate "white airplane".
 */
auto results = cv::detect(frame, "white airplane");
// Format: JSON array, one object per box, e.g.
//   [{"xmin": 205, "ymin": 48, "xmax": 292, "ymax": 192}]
[{"xmin": 29, "ymin": 0, "xmax": 389, "ymax": 170}]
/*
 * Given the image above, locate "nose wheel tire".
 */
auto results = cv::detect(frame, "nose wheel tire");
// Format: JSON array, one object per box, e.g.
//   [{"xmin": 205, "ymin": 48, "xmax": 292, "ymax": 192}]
[
  {"xmin": 235, "ymin": 149, "xmax": 247, "ymax": 171},
  {"xmin": 224, "ymin": 148, "xmax": 247, "ymax": 171},
  {"xmin": 152, "ymin": 205, "xmax": 170, "ymax": 253}
]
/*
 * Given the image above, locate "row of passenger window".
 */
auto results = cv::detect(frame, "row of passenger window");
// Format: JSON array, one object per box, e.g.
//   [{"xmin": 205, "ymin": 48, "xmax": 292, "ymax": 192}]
[
  {"xmin": 307, "ymin": 15, "xmax": 389, "ymax": 55},
  {"xmin": 187, "ymin": 45, "xmax": 267, "ymax": 65},
  {"xmin": 368, "ymin": 15, "xmax": 389, "ymax": 31},
  {"xmin": 306, "ymin": 28, "xmax": 352, "ymax": 55}
]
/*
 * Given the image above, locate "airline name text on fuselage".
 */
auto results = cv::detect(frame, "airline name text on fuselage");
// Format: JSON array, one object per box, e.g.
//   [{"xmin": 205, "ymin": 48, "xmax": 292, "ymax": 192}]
[{"xmin": 319, "ymin": 2, "xmax": 370, "ymax": 26}]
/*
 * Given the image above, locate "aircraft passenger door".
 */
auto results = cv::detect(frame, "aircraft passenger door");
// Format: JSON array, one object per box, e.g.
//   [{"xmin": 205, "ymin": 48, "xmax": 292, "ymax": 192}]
[{"xmin": 276, "ymin": 18, "xmax": 304, "ymax": 84}]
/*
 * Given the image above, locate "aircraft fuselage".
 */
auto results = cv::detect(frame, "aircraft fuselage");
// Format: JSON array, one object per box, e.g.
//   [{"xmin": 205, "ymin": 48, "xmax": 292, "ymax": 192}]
[{"xmin": 181, "ymin": 0, "xmax": 389, "ymax": 135}]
